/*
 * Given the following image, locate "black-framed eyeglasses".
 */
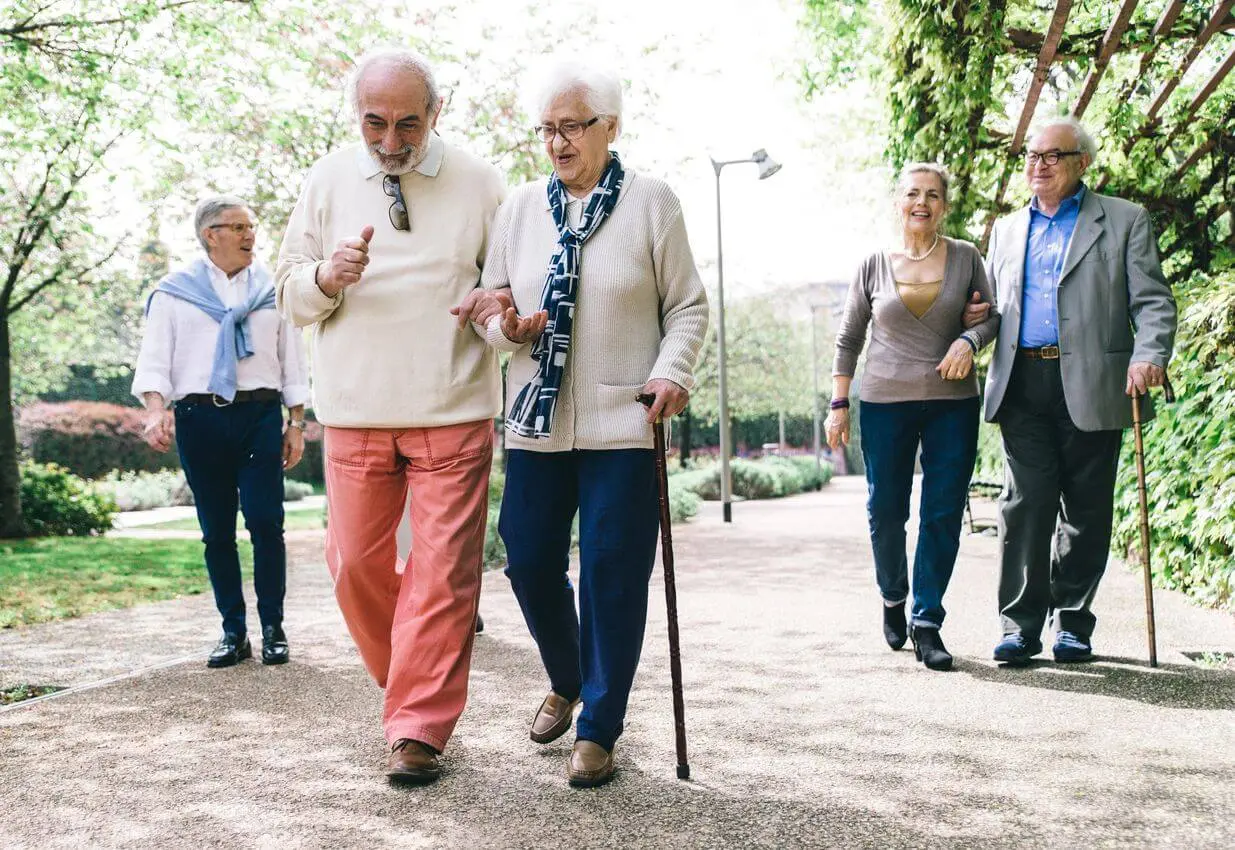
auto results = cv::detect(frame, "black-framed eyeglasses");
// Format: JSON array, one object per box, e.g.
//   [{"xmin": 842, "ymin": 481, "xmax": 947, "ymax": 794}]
[
  {"xmin": 1025, "ymin": 149, "xmax": 1084, "ymax": 166},
  {"xmin": 532, "ymin": 116, "xmax": 600, "ymax": 142},
  {"xmin": 208, "ymin": 223, "xmax": 257, "ymax": 234},
  {"xmin": 382, "ymin": 174, "xmax": 409, "ymax": 232}
]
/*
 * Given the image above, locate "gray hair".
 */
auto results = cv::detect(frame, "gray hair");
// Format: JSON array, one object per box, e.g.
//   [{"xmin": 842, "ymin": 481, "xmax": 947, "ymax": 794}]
[
  {"xmin": 194, "ymin": 194, "xmax": 249, "ymax": 251},
  {"xmin": 1028, "ymin": 115, "xmax": 1098, "ymax": 162},
  {"xmin": 348, "ymin": 47, "xmax": 442, "ymax": 118},
  {"xmin": 896, "ymin": 162, "xmax": 950, "ymax": 200},
  {"xmin": 523, "ymin": 57, "xmax": 623, "ymax": 133}
]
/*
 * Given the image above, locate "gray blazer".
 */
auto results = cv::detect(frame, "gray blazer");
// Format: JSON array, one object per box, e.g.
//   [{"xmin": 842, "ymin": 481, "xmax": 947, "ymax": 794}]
[{"xmin": 983, "ymin": 189, "xmax": 1177, "ymax": 431}]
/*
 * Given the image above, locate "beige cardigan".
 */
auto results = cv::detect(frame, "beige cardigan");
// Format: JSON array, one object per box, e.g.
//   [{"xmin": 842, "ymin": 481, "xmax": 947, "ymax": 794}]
[
  {"xmin": 480, "ymin": 171, "xmax": 709, "ymax": 452},
  {"xmin": 275, "ymin": 137, "xmax": 506, "ymax": 428}
]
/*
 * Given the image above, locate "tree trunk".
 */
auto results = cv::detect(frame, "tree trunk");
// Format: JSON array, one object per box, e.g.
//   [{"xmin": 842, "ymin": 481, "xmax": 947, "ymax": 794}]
[
  {"xmin": 680, "ymin": 406, "xmax": 692, "ymax": 465},
  {"xmin": 0, "ymin": 314, "xmax": 26, "ymax": 537}
]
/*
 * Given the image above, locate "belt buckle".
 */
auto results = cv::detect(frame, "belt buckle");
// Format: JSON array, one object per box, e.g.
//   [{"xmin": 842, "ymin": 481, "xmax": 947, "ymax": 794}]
[
  {"xmin": 212, "ymin": 393, "xmax": 232, "ymax": 408},
  {"xmin": 1041, "ymin": 345, "xmax": 1060, "ymax": 360}
]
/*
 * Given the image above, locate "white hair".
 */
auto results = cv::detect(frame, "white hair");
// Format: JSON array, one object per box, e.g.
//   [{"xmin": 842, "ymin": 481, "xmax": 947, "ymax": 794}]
[
  {"xmin": 194, "ymin": 194, "xmax": 249, "ymax": 251},
  {"xmin": 1029, "ymin": 115, "xmax": 1098, "ymax": 162},
  {"xmin": 347, "ymin": 47, "xmax": 441, "ymax": 117},
  {"xmin": 523, "ymin": 57, "xmax": 623, "ymax": 133},
  {"xmin": 896, "ymin": 162, "xmax": 950, "ymax": 200}
]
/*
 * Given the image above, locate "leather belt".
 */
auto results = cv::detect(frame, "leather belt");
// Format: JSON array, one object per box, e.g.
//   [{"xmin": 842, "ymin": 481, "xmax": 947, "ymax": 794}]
[
  {"xmin": 178, "ymin": 388, "xmax": 281, "ymax": 407},
  {"xmin": 1019, "ymin": 345, "xmax": 1061, "ymax": 360}
]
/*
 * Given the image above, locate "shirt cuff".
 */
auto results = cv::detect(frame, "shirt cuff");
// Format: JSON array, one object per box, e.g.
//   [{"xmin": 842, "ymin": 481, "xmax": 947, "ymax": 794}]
[
  {"xmin": 131, "ymin": 373, "xmax": 173, "ymax": 404},
  {"xmin": 280, "ymin": 384, "xmax": 311, "ymax": 409},
  {"xmin": 299, "ymin": 263, "xmax": 342, "ymax": 313}
]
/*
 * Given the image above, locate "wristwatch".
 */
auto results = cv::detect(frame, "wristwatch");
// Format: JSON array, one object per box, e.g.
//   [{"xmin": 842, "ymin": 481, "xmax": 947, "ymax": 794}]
[{"xmin": 287, "ymin": 419, "xmax": 307, "ymax": 431}]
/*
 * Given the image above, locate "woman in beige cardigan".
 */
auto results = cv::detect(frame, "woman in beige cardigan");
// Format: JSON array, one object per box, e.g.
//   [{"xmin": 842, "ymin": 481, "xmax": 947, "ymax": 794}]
[{"xmin": 457, "ymin": 59, "xmax": 707, "ymax": 788}]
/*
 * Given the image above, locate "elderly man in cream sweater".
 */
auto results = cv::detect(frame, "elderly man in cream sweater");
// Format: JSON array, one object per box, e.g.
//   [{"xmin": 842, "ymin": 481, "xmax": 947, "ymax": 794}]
[{"xmin": 275, "ymin": 48, "xmax": 506, "ymax": 786}]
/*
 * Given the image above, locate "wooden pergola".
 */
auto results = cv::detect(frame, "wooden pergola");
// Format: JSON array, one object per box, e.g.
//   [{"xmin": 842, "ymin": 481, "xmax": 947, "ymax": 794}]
[{"xmin": 980, "ymin": 0, "xmax": 1235, "ymax": 255}]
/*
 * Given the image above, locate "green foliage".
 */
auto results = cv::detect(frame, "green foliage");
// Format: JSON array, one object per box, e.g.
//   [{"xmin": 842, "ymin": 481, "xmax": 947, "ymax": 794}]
[
  {"xmin": 97, "ymin": 469, "xmax": 193, "ymax": 511},
  {"xmin": 1109, "ymin": 271, "xmax": 1235, "ymax": 611},
  {"xmin": 19, "ymin": 462, "xmax": 116, "ymax": 537}
]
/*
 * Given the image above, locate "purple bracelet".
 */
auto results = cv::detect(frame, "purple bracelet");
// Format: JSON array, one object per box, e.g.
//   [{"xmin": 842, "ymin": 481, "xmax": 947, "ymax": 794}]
[{"xmin": 830, "ymin": 397, "xmax": 850, "ymax": 410}]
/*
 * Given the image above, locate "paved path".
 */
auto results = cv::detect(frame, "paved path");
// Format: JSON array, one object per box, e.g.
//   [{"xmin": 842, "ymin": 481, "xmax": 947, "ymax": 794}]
[{"xmin": 2, "ymin": 479, "xmax": 1233, "ymax": 848}]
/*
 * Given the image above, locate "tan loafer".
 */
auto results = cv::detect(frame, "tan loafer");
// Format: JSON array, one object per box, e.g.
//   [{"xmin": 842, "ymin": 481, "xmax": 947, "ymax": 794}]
[
  {"xmin": 530, "ymin": 691, "xmax": 580, "ymax": 744},
  {"xmin": 386, "ymin": 739, "xmax": 442, "ymax": 785},
  {"xmin": 568, "ymin": 740, "xmax": 615, "ymax": 788}
]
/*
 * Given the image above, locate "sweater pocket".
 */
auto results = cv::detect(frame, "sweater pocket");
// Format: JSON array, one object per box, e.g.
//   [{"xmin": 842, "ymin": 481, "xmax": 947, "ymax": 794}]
[{"xmin": 593, "ymin": 383, "xmax": 654, "ymax": 445}]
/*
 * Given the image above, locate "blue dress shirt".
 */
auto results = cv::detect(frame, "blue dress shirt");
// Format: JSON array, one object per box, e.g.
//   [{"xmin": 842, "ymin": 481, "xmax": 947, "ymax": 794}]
[{"xmin": 1019, "ymin": 184, "xmax": 1086, "ymax": 347}]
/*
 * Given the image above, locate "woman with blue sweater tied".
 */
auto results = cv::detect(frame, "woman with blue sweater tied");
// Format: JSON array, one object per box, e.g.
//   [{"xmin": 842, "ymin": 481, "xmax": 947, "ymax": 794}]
[
  {"xmin": 826, "ymin": 163, "xmax": 1000, "ymax": 671},
  {"xmin": 454, "ymin": 58, "xmax": 708, "ymax": 787}
]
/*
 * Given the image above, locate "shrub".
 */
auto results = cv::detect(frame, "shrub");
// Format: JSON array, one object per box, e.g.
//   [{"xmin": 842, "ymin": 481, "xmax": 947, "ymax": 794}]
[
  {"xmin": 668, "ymin": 483, "xmax": 700, "ymax": 523},
  {"xmin": 670, "ymin": 455, "xmax": 833, "ymax": 501},
  {"xmin": 19, "ymin": 401, "xmax": 180, "ymax": 480},
  {"xmin": 97, "ymin": 469, "xmax": 193, "ymax": 511},
  {"xmin": 19, "ymin": 463, "xmax": 117, "ymax": 537},
  {"xmin": 283, "ymin": 479, "xmax": 314, "ymax": 501}
]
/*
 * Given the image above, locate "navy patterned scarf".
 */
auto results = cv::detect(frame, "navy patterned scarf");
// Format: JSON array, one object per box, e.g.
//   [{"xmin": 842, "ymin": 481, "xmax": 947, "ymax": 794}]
[{"xmin": 506, "ymin": 152, "xmax": 625, "ymax": 438}]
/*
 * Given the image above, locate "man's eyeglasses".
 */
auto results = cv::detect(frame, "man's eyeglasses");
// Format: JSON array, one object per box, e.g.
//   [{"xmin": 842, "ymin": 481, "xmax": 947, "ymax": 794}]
[
  {"xmin": 532, "ymin": 116, "xmax": 600, "ymax": 142},
  {"xmin": 383, "ymin": 174, "xmax": 409, "ymax": 232},
  {"xmin": 1025, "ymin": 149, "xmax": 1084, "ymax": 166},
  {"xmin": 208, "ymin": 223, "xmax": 257, "ymax": 235}
]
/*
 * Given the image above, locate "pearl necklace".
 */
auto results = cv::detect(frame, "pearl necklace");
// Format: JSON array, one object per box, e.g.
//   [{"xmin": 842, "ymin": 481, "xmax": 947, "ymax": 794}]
[{"xmin": 902, "ymin": 232, "xmax": 940, "ymax": 262}]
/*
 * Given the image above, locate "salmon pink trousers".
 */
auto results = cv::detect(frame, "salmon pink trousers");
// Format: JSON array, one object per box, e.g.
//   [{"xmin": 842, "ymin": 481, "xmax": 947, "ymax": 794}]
[{"xmin": 323, "ymin": 419, "xmax": 492, "ymax": 752}]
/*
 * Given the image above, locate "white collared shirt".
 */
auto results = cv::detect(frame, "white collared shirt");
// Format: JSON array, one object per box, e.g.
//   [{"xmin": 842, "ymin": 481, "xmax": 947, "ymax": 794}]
[{"xmin": 132, "ymin": 257, "xmax": 310, "ymax": 407}]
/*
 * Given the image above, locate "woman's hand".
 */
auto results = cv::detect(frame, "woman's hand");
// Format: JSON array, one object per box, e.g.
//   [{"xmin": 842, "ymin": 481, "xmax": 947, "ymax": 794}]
[
  {"xmin": 825, "ymin": 408, "xmax": 850, "ymax": 450},
  {"xmin": 499, "ymin": 307, "xmax": 550, "ymax": 345},
  {"xmin": 936, "ymin": 339, "xmax": 974, "ymax": 381}
]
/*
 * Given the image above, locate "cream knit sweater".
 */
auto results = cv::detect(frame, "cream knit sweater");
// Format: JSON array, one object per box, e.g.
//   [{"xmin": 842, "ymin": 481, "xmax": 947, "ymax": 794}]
[
  {"xmin": 480, "ymin": 171, "xmax": 709, "ymax": 452},
  {"xmin": 275, "ymin": 138, "xmax": 506, "ymax": 428}
]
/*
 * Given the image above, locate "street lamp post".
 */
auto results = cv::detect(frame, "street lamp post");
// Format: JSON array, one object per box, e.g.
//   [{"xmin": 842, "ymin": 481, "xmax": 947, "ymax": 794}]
[
  {"xmin": 709, "ymin": 149, "xmax": 781, "ymax": 523},
  {"xmin": 810, "ymin": 304, "xmax": 823, "ymax": 480}
]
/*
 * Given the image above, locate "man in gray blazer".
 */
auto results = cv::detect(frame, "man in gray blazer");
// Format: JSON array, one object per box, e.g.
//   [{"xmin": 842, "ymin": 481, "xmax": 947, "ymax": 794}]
[{"xmin": 966, "ymin": 116, "xmax": 1176, "ymax": 665}]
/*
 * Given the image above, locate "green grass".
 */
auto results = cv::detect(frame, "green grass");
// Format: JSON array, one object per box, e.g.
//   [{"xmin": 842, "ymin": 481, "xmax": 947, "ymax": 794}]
[
  {"xmin": 1, "ymin": 684, "xmax": 64, "ymax": 705},
  {"xmin": 0, "ymin": 537, "xmax": 251, "ymax": 629},
  {"xmin": 145, "ymin": 507, "xmax": 325, "ymax": 532}
]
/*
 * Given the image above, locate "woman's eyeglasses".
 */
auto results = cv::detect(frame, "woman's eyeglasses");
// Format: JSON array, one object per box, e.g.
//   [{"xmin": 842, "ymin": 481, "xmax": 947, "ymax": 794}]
[
  {"xmin": 383, "ymin": 174, "xmax": 410, "ymax": 231},
  {"xmin": 532, "ymin": 116, "xmax": 600, "ymax": 142}
]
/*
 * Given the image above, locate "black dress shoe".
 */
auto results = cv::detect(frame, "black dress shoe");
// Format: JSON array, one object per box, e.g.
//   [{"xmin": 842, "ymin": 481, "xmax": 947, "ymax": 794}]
[
  {"xmin": 207, "ymin": 633, "xmax": 252, "ymax": 668},
  {"xmin": 475, "ymin": 613, "xmax": 485, "ymax": 634},
  {"xmin": 911, "ymin": 625, "xmax": 953, "ymax": 671},
  {"xmin": 261, "ymin": 624, "xmax": 290, "ymax": 665},
  {"xmin": 883, "ymin": 601, "xmax": 908, "ymax": 650}
]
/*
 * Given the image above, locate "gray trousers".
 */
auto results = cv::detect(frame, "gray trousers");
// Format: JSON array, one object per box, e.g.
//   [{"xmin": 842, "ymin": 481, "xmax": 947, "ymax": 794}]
[{"xmin": 996, "ymin": 357, "xmax": 1123, "ymax": 641}]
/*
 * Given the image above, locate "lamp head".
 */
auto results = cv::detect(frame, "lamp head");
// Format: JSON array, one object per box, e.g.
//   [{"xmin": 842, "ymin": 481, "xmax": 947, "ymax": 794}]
[{"xmin": 752, "ymin": 149, "xmax": 781, "ymax": 180}]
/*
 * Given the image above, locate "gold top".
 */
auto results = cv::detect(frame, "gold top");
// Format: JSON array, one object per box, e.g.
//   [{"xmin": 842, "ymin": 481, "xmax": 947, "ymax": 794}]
[{"xmin": 895, "ymin": 279, "xmax": 943, "ymax": 318}]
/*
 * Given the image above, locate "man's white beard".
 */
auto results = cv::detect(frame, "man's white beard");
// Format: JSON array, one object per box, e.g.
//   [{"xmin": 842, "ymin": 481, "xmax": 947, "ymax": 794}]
[{"xmin": 370, "ymin": 141, "xmax": 426, "ymax": 176}]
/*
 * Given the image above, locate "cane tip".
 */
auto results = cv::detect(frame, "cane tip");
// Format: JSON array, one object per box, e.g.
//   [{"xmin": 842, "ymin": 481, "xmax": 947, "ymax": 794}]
[{"xmin": 677, "ymin": 764, "xmax": 691, "ymax": 780}]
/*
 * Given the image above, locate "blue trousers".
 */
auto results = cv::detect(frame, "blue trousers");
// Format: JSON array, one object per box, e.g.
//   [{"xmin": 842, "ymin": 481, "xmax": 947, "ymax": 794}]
[
  {"xmin": 500, "ymin": 448, "xmax": 659, "ymax": 752},
  {"xmin": 175, "ymin": 399, "xmax": 286, "ymax": 637},
  {"xmin": 859, "ymin": 397, "xmax": 979, "ymax": 628}
]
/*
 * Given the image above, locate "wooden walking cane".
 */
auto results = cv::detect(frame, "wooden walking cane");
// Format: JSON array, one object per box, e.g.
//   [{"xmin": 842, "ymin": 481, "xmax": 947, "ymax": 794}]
[
  {"xmin": 1131, "ymin": 374, "xmax": 1175, "ymax": 668},
  {"xmin": 637, "ymin": 393, "xmax": 690, "ymax": 780}
]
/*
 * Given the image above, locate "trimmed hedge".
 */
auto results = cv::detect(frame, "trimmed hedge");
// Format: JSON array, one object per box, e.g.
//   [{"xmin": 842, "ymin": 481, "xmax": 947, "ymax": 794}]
[
  {"xmin": 19, "ymin": 402, "xmax": 179, "ymax": 479},
  {"xmin": 673, "ymin": 455, "xmax": 833, "ymax": 501}
]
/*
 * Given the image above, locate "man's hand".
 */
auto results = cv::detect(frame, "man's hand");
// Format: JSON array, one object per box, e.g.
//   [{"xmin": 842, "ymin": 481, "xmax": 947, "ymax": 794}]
[
  {"xmin": 499, "ymin": 306, "xmax": 549, "ymax": 345},
  {"xmin": 451, "ymin": 288, "xmax": 513, "ymax": 329},
  {"xmin": 316, "ymin": 225, "xmax": 374, "ymax": 297},
  {"xmin": 1126, "ymin": 361, "xmax": 1166, "ymax": 396},
  {"xmin": 962, "ymin": 291, "xmax": 990, "ymax": 330},
  {"xmin": 825, "ymin": 408, "xmax": 850, "ymax": 450},
  {"xmin": 640, "ymin": 378, "xmax": 689, "ymax": 422},
  {"xmin": 936, "ymin": 339, "xmax": 975, "ymax": 381},
  {"xmin": 283, "ymin": 426, "xmax": 305, "ymax": 470},
  {"xmin": 142, "ymin": 407, "xmax": 174, "ymax": 452}
]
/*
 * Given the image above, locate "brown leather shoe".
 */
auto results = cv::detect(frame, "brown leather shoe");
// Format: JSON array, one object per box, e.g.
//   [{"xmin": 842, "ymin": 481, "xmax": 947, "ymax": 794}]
[
  {"xmin": 386, "ymin": 739, "xmax": 442, "ymax": 784},
  {"xmin": 530, "ymin": 691, "xmax": 580, "ymax": 744},
  {"xmin": 568, "ymin": 740, "xmax": 615, "ymax": 788}
]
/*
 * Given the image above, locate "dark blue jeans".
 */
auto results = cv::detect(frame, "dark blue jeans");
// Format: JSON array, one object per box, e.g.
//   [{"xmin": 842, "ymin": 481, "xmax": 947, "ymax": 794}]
[
  {"xmin": 859, "ymin": 396, "xmax": 979, "ymax": 629},
  {"xmin": 175, "ymin": 399, "xmax": 286, "ymax": 637},
  {"xmin": 499, "ymin": 448, "xmax": 659, "ymax": 752}
]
